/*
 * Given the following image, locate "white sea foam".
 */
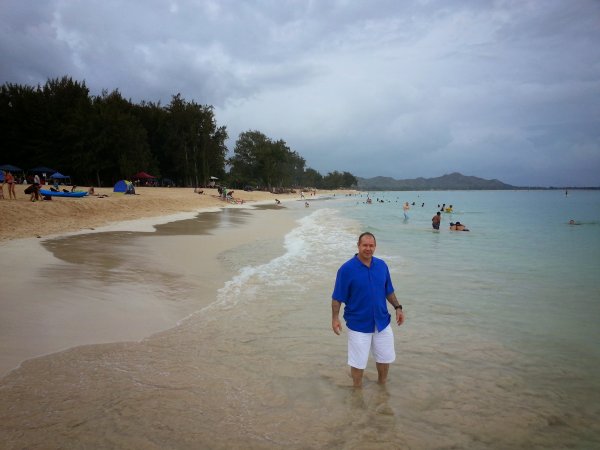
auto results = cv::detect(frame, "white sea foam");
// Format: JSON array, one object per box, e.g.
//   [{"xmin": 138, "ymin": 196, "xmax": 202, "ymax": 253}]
[{"xmin": 214, "ymin": 208, "xmax": 358, "ymax": 309}]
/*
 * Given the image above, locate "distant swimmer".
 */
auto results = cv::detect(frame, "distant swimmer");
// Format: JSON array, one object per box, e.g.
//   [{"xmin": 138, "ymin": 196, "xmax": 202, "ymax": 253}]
[
  {"xmin": 432, "ymin": 212, "xmax": 441, "ymax": 230},
  {"xmin": 403, "ymin": 202, "xmax": 410, "ymax": 220},
  {"xmin": 445, "ymin": 204, "xmax": 453, "ymax": 213},
  {"xmin": 450, "ymin": 221, "xmax": 469, "ymax": 231},
  {"xmin": 305, "ymin": 201, "xmax": 309, "ymax": 207},
  {"xmin": 568, "ymin": 219, "xmax": 580, "ymax": 225}
]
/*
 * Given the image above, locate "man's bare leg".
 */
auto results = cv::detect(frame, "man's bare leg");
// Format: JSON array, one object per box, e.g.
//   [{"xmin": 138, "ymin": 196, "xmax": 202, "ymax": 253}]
[
  {"xmin": 350, "ymin": 366, "xmax": 364, "ymax": 388},
  {"xmin": 376, "ymin": 362, "xmax": 389, "ymax": 384}
]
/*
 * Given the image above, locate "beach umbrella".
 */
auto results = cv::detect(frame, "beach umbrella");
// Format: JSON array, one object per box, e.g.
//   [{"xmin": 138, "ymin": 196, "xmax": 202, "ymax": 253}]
[{"xmin": 0, "ymin": 164, "xmax": 23, "ymax": 172}]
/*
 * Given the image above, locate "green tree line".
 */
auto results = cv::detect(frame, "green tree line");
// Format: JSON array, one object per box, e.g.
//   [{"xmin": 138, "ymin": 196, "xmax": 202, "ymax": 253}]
[{"xmin": 0, "ymin": 76, "xmax": 356, "ymax": 189}]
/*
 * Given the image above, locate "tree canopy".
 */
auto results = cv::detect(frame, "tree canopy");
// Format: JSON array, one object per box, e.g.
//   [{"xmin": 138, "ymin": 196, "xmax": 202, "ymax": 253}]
[{"xmin": 1, "ymin": 76, "xmax": 356, "ymax": 189}]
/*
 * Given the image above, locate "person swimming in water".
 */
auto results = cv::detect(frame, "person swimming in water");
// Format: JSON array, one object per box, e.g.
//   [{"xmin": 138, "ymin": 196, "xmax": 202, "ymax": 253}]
[{"xmin": 450, "ymin": 221, "xmax": 469, "ymax": 231}]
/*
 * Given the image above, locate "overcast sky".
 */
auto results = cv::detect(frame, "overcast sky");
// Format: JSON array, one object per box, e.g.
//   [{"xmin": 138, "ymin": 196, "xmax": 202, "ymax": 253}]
[{"xmin": 2, "ymin": 0, "xmax": 599, "ymax": 186}]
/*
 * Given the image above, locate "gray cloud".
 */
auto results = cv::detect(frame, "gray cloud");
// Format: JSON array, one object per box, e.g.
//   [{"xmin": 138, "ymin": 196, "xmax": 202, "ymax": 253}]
[{"xmin": 1, "ymin": 0, "xmax": 599, "ymax": 186}]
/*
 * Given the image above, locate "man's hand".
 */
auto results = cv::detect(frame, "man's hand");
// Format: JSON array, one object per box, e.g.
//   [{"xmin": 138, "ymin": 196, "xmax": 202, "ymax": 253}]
[
  {"xmin": 396, "ymin": 309, "xmax": 405, "ymax": 326},
  {"xmin": 332, "ymin": 317, "xmax": 342, "ymax": 335}
]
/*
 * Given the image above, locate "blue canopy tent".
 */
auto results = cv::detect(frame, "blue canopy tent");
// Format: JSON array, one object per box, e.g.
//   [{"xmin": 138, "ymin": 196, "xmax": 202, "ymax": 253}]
[{"xmin": 49, "ymin": 172, "xmax": 72, "ymax": 185}]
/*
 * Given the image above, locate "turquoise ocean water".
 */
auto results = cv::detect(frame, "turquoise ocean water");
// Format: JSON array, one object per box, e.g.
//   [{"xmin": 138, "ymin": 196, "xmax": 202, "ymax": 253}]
[{"xmin": 2, "ymin": 189, "xmax": 599, "ymax": 449}]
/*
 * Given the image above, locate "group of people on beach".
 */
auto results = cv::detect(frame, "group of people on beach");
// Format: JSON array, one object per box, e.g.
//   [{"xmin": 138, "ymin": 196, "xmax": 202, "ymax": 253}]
[{"xmin": 2, "ymin": 170, "xmax": 101, "ymax": 202}]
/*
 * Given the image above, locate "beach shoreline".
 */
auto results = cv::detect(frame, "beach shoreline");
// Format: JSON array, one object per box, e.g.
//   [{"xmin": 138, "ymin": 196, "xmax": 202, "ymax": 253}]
[
  {"xmin": 0, "ymin": 186, "xmax": 357, "ymax": 377},
  {"xmin": 0, "ymin": 184, "xmax": 358, "ymax": 242},
  {"xmin": 0, "ymin": 206, "xmax": 295, "ymax": 377}
]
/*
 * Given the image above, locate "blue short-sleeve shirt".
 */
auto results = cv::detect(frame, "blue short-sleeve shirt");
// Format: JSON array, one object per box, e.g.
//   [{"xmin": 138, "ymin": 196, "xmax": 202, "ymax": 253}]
[{"xmin": 332, "ymin": 254, "xmax": 395, "ymax": 333}]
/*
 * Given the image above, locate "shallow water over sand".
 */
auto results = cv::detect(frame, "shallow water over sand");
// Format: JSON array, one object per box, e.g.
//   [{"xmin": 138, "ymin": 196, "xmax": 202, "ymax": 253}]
[
  {"xmin": 0, "ymin": 207, "xmax": 294, "ymax": 376},
  {"xmin": 1, "ymin": 193, "xmax": 600, "ymax": 449}
]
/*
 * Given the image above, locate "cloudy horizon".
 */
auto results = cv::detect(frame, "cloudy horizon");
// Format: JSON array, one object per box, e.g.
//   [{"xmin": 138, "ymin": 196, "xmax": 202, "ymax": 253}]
[{"xmin": 1, "ymin": 0, "xmax": 599, "ymax": 187}]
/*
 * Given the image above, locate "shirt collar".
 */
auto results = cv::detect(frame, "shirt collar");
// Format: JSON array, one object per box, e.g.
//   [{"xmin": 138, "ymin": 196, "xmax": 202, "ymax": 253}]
[{"xmin": 353, "ymin": 253, "xmax": 375, "ymax": 268}]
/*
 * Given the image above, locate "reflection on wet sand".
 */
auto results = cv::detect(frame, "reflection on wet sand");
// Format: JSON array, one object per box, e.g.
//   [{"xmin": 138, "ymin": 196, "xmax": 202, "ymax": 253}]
[{"xmin": 0, "ymin": 206, "xmax": 295, "ymax": 377}]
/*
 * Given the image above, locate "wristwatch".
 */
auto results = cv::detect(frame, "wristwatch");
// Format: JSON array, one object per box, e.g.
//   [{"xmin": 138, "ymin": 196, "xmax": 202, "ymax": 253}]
[{"xmin": 394, "ymin": 304, "xmax": 403, "ymax": 310}]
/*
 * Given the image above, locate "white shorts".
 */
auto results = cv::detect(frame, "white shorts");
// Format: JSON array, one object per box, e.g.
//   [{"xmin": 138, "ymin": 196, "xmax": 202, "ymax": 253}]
[{"xmin": 347, "ymin": 324, "xmax": 395, "ymax": 370}]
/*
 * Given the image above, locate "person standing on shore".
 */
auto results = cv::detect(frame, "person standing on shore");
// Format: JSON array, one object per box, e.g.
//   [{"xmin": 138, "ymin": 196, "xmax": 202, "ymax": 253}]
[
  {"xmin": 30, "ymin": 173, "xmax": 41, "ymax": 202},
  {"xmin": 331, "ymin": 232, "xmax": 405, "ymax": 388},
  {"xmin": 5, "ymin": 171, "xmax": 16, "ymax": 199}
]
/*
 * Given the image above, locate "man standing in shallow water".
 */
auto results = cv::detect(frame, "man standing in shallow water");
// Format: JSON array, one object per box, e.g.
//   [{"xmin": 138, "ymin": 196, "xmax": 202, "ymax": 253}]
[
  {"xmin": 331, "ymin": 232, "xmax": 405, "ymax": 388},
  {"xmin": 432, "ymin": 212, "xmax": 441, "ymax": 230}
]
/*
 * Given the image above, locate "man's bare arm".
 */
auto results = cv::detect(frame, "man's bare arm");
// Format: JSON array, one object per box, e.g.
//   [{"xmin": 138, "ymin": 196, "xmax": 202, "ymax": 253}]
[{"xmin": 331, "ymin": 300, "xmax": 343, "ymax": 335}]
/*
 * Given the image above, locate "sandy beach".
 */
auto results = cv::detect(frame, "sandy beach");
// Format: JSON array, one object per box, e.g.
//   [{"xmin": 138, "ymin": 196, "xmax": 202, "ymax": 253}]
[{"xmin": 0, "ymin": 184, "xmax": 340, "ymax": 242}]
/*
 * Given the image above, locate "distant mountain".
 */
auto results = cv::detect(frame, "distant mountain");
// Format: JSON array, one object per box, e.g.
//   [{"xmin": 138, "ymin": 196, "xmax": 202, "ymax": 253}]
[{"xmin": 356, "ymin": 172, "xmax": 515, "ymax": 191}]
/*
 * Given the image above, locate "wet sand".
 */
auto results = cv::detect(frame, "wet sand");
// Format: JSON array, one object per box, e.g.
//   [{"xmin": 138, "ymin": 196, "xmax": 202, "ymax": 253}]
[
  {"xmin": 0, "ymin": 205, "xmax": 299, "ymax": 377},
  {"xmin": 0, "ymin": 184, "xmax": 355, "ymax": 375}
]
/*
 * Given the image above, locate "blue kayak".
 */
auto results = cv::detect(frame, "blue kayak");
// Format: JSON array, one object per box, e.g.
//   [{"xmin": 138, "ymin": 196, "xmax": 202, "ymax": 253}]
[{"xmin": 40, "ymin": 189, "xmax": 88, "ymax": 198}]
